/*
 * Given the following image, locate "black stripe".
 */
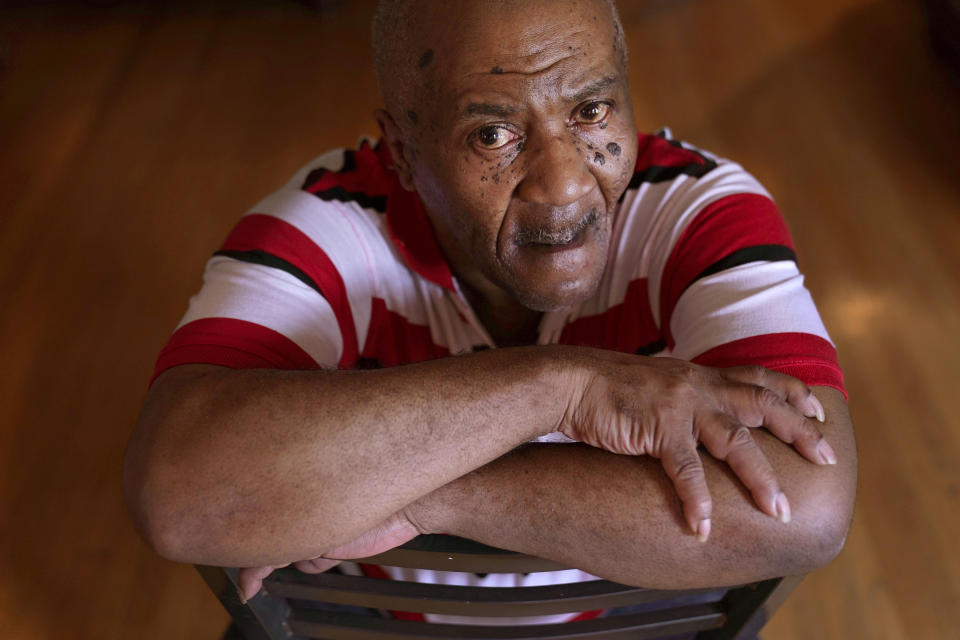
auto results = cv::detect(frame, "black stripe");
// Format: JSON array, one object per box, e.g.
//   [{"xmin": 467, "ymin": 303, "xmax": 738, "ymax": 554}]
[
  {"xmin": 313, "ymin": 186, "xmax": 388, "ymax": 212},
  {"xmin": 627, "ymin": 161, "xmax": 717, "ymax": 187},
  {"xmin": 355, "ymin": 357, "xmax": 383, "ymax": 370},
  {"xmin": 301, "ymin": 166, "xmax": 328, "ymax": 191},
  {"xmin": 664, "ymin": 137, "xmax": 716, "ymax": 166},
  {"xmin": 339, "ymin": 149, "xmax": 357, "ymax": 173},
  {"xmin": 300, "ymin": 150, "xmax": 357, "ymax": 190},
  {"xmin": 635, "ymin": 337, "xmax": 667, "ymax": 356},
  {"xmin": 213, "ymin": 249, "xmax": 326, "ymax": 298},
  {"xmin": 689, "ymin": 244, "xmax": 798, "ymax": 287}
]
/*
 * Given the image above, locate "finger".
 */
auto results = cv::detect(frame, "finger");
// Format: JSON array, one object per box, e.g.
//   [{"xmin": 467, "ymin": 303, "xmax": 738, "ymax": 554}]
[
  {"xmin": 660, "ymin": 438, "xmax": 712, "ymax": 542},
  {"xmin": 294, "ymin": 557, "xmax": 342, "ymax": 574},
  {"xmin": 721, "ymin": 365, "xmax": 824, "ymax": 422},
  {"xmin": 727, "ymin": 384, "xmax": 837, "ymax": 466},
  {"xmin": 698, "ymin": 413, "xmax": 790, "ymax": 523},
  {"xmin": 237, "ymin": 564, "xmax": 283, "ymax": 603}
]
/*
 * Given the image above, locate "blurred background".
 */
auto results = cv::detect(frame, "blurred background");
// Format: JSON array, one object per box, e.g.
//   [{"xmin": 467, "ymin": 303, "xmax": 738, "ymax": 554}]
[{"xmin": 1, "ymin": 0, "xmax": 958, "ymax": 638}]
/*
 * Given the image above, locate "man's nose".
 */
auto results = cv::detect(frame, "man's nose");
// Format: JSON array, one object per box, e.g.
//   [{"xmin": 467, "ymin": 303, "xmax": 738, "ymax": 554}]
[{"xmin": 515, "ymin": 131, "xmax": 595, "ymax": 206}]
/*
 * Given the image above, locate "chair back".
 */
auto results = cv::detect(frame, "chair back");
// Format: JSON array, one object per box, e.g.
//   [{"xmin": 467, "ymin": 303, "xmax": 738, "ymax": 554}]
[{"xmin": 197, "ymin": 534, "xmax": 803, "ymax": 640}]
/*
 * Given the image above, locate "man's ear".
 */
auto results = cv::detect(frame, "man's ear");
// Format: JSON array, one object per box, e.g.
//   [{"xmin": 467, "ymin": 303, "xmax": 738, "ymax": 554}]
[{"xmin": 374, "ymin": 108, "xmax": 417, "ymax": 192}]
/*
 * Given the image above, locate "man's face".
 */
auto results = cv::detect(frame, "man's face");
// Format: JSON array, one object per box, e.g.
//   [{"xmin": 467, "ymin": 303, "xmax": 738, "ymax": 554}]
[{"xmin": 396, "ymin": 0, "xmax": 638, "ymax": 312}]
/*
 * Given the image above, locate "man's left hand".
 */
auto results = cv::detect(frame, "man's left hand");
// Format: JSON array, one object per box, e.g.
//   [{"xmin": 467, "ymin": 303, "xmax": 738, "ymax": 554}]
[{"xmin": 237, "ymin": 510, "xmax": 421, "ymax": 602}]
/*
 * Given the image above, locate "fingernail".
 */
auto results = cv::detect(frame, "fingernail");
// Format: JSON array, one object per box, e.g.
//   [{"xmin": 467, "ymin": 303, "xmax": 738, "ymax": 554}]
[
  {"xmin": 695, "ymin": 518, "xmax": 711, "ymax": 543},
  {"xmin": 238, "ymin": 590, "xmax": 248, "ymax": 605},
  {"xmin": 810, "ymin": 395, "xmax": 826, "ymax": 423},
  {"xmin": 817, "ymin": 439, "xmax": 837, "ymax": 465},
  {"xmin": 774, "ymin": 492, "xmax": 791, "ymax": 524}
]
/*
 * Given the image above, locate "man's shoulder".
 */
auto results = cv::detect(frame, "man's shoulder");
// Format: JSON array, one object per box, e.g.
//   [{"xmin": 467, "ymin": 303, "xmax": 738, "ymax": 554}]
[
  {"xmin": 286, "ymin": 137, "xmax": 395, "ymax": 214},
  {"xmin": 235, "ymin": 138, "xmax": 406, "ymax": 263},
  {"xmin": 632, "ymin": 128, "xmax": 720, "ymax": 182}
]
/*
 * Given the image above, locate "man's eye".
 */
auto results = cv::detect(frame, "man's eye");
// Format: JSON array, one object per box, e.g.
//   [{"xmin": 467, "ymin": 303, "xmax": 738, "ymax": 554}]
[
  {"xmin": 473, "ymin": 126, "xmax": 516, "ymax": 150},
  {"xmin": 576, "ymin": 101, "xmax": 611, "ymax": 124}
]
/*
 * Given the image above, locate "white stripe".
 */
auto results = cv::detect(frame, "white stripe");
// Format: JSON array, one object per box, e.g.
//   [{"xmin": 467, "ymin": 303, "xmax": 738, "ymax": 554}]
[
  {"xmin": 177, "ymin": 257, "xmax": 342, "ymax": 367},
  {"xmin": 560, "ymin": 161, "xmax": 770, "ymax": 325},
  {"xmin": 644, "ymin": 162, "xmax": 772, "ymax": 329},
  {"xmin": 248, "ymin": 188, "xmax": 378, "ymax": 350},
  {"xmin": 669, "ymin": 261, "xmax": 832, "ymax": 361}
]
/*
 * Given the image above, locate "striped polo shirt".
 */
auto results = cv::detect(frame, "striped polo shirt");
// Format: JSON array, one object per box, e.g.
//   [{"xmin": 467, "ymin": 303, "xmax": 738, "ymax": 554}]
[{"xmin": 152, "ymin": 129, "xmax": 844, "ymax": 625}]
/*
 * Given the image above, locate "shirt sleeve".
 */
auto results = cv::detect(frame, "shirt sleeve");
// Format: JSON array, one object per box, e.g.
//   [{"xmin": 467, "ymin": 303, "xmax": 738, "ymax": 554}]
[
  {"xmin": 151, "ymin": 185, "xmax": 377, "ymax": 384},
  {"xmin": 644, "ymin": 150, "xmax": 846, "ymax": 396}
]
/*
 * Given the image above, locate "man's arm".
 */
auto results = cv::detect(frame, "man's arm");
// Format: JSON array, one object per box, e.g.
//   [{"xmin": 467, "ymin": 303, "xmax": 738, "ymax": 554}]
[
  {"xmin": 124, "ymin": 349, "xmax": 560, "ymax": 567},
  {"xmin": 410, "ymin": 386, "xmax": 856, "ymax": 588},
  {"xmin": 123, "ymin": 346, "xmax": 831, "ymax": 569}
]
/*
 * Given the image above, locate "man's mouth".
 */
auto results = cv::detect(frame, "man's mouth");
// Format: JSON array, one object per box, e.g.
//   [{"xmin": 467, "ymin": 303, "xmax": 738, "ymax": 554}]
[{"xmin": 513, "ymin": 209, "xmax": 600, "ymax": 251}]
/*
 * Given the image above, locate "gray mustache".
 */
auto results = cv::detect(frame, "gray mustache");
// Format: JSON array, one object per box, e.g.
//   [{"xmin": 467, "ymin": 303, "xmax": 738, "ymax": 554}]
[{"xmin": 514, "ymin": 209, "xmax": 599, "ymax": 245}]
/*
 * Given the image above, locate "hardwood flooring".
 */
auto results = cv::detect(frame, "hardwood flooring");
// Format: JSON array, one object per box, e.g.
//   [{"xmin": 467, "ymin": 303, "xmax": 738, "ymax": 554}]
[{"xmin": 1, "ymin": 1, "xmax": 957, "ymax": 638}]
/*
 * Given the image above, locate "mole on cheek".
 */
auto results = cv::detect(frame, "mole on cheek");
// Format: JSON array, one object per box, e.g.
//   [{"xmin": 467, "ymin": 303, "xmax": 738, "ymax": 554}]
[
  {"xmin": 418, "ymin": 49, "xmax": 434, "ymax": 68},
  {"xmin": 593, "ymin": 152, "xmax": 605, "ymax": 166},
  {"xmin": 599, "ymin": 122, "xmax": 608, "ymax": 130},
  {"xmin": 407, "ymin": 110, "xmax": 419, "ymax": 125},
  {"xmin": 606, "ymin": 142, "xmax": 621, "ymax": 157},
  {"xmin": 492, "ymin": 173, "xmax": 501, "ymax": 183}
]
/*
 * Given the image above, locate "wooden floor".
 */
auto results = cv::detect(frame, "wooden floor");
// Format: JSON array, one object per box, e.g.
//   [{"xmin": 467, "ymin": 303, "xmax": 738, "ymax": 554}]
[{"xmin": 1, "ymin": 0, "xmax": 958, "ymax": 638}]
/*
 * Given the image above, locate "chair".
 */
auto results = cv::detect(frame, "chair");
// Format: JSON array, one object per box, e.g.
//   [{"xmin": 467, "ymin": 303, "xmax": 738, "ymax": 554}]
[{"xmin": 197, "ymin": 535, "xmax": 803, "ymax": 640}]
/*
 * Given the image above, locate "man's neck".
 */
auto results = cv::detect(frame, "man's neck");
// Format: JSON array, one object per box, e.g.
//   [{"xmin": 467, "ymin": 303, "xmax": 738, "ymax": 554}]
[{"xmin": 459, "ymin": 282, "xmax": 543, "ymax": 348}]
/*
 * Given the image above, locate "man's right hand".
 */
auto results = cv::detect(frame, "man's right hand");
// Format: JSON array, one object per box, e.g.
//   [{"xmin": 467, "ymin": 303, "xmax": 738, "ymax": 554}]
[{"xmin": 558, "ymin": 351, "xmax": 836, "ymax": 541}]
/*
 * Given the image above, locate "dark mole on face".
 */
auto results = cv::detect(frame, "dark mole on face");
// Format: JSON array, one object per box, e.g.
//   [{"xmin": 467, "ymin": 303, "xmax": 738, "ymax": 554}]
[
  {"xmin": 491, "ymin": 66, "xmax": 504, "ymax": 74},
  {"xmin": 599, "ymin": 122, "xmax": 608, "ymax": 129},
  {"xmin": 418, "ymin": 49, "xmax": 434, "ymax": 68},
  {"xmin": 606, "ymin": 142, "xmax": 621, "ymax": 157},
  {"xmin": 492, "ymin": 173, "xmax": 501, "ymax": 183},
  {"xmin": 407, "ymin": 110, "xmax": 419, "ymax": 125},
  {"xmin": 594, "ymin": 152, "xmax": 605, "ymax": 165}
]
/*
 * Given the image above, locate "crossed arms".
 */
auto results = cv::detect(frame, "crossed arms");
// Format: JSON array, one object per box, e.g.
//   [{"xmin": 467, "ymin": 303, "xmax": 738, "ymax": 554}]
[{"xmin": 123, "ymin": 343, "xmax": 856, "ymax": 596}]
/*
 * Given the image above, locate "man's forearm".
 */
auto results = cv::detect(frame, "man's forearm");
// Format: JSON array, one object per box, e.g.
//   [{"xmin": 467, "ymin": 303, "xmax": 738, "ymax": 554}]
[
  {"xmin": 413, "ymin": 387, "xmax": 856, "ymax": 588},
  {"xmin": 124, "ymin": 348, "xmax": 573, "ymax": 567}
]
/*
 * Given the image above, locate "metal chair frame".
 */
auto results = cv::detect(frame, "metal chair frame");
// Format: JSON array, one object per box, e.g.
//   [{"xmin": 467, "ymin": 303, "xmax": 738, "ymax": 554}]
[{"xmin": 198, "ymin": 535, "xmax": 803, "ymax": 640}]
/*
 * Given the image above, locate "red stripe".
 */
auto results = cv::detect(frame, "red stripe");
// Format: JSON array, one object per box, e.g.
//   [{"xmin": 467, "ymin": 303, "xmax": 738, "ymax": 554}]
[
  {"xmin": 302, "ymin": 139, "xmax": 394, "ymax": 197},
  {"xmin": 635, "ymin": 133, "xmax": 711, "ymax": 172},
  {"xmin": 363, "ymin": 298, "xmax": 450, "ymax": 366},
  {"xmin": 151, "ymin": 318, "xmax": 319, "ymax": 385},
  {"xmin": 385, "ymin": 181, "xmax": 456, "ymax": 292},
  {"xmin": 569, "ymin": 609, "xmax": 604, "ymax": 622},
  {"xmin": 659, "ymin": 193, "xmax": 794, "ymax": 347},
  {"xmin": 559, "ymin": 279, "xmax": 661, "ymax": 353},
  {"xmin": 357, "ymin": 564, "xmax": 427, "ymax": 622},
  {"xmin": 220, "ymin": 214, "xmax": 359, "ymax": 368},
  {"xmin": 691, "ymin": 333, "xmax": 847, "ymax": 398}
]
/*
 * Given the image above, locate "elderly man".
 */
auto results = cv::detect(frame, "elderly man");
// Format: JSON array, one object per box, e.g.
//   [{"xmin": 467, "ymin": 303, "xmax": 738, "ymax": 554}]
[{"xmin": 124, "ymin": 0, "xmax": 856, "ymax": 626}]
